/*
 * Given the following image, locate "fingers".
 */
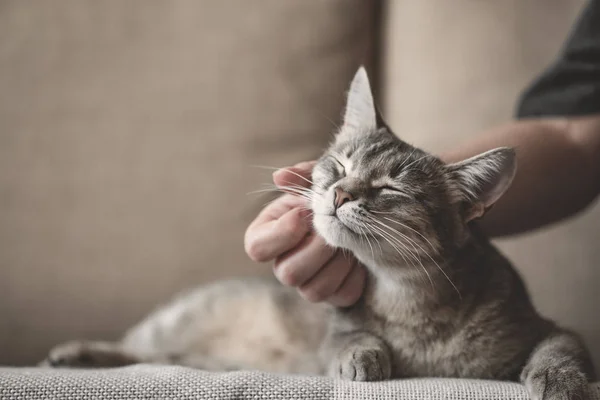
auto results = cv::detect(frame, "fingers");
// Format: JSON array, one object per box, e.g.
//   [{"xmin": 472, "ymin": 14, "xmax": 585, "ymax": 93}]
[
  {"xmin": 273, "ymin": 233, "xmax": 335, "ymax": 288},
  {"xmin": 273, "ymin": 161, "xmax": 317, "ymax": 189},
  {"xmin": 246, "ymin": 158, "xmax": 366, "ymax": 306},
  {"xmin": 327, "ymin": 261, "xmax": 366, "ymax": 307},
  {"xmin": 297, "ymin": 252, "xmax": 353, "ymax": 303},
  {"xmin": 245, "ymin": 196, "xmax": 312, "ymax": 262},
  {"xmin": 245, "ymin": 161, "xmax": 317, "ymax": 263},
  {"xmin": 247, "ymin": 193, "xmax": 308, "ymax": 233}
]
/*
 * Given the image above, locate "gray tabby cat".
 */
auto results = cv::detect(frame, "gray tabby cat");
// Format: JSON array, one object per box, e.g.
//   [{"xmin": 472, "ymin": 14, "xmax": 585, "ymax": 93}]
[{"xmin": 43, "ymin": 67, "xmax": 595, "ymax": 399}]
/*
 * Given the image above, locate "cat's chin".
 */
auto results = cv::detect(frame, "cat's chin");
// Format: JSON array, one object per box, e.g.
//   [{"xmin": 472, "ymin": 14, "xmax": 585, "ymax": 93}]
[{"xmin": 313, "ymin": 214, "xmax": 361, "ymax": 250}]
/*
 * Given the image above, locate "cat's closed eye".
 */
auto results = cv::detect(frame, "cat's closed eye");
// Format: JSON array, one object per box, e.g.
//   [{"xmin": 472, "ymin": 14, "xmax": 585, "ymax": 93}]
[
  {"xmin": 331, "ymin": 157, "xmax": 346, "ymax": 176},
  {"xmin": 380, "ymin": 185, "xmax": 401, "ymax": 193},
  {"xmin": 377, "ymin": 185, "xmax": 412, "ymax": 200}
]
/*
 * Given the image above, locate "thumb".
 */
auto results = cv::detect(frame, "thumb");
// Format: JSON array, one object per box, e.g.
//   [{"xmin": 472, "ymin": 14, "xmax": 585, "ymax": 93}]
[{"xmin": 273, "ymin": 161, "xmax": 317, "ymax": 188}]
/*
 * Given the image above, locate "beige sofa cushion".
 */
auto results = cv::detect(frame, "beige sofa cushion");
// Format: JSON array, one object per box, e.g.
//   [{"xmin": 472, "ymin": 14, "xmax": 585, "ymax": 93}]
[
  {"xmin": 383, "ymin": 0, "xmax": 599, "ymax": 367},
  {"xmin": 0, "ymin": 1, "xmax": 375, "ymax": 365},
  {"xmin": 3, "ymin": 365, "xmax": 600, "ymax": 399}
]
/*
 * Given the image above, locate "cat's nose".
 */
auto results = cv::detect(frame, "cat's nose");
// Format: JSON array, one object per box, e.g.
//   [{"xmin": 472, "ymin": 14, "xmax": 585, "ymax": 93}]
[{"xmin": 334, "ymin": 187, "xmax": 354, "ymax": 209}]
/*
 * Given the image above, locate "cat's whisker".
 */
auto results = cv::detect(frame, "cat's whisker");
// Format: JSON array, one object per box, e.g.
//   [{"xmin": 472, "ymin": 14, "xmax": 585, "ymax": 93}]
[
  {"xmin": 367, "ymin": 224, "xmax": 412, "ymax": 265},
  {"xmin": 366, "ymin": 223, "xmax": 432, "ymax": 289},
  {"xmin": 368, "ymin": 218, "xmax": 424, "ymax": 261},
  {"xmin": 396, "ymin": 149, "xmax": 417, "ymax": 170},
  {"xmin": 362, "ymin": 222, "xmax": 383, "ymax": 255},
  {"xmin": 355, "ymin": 224, "xmax": 375, "ymax": 261},
  {"xmin": 370, "ymin": 219, "xmax": 434, "ymax": 273},
  {"xmin": 249, "ymin": 165, "xmax": 283, "ymax": 171},
  {"xmin": 364, "ymin": 221, "xmax": 418, "ymax": 266},
  {"xmin": 401, "ymin": 155, "xmax": 430, "ymax": 172},
  {"xmin": 247, "ymin": 186, "xmax": 313, "ymax": 203},
  {"xmin": 273, "ymin": 182, "xmax": 316, "ymax": 195},
  {"xmin": 249, "ymin": 165, "xmax": 315, "ymax": 186},
  {"xmin": 246, "ymin": 188, "xmax": 281, "ymax": 196},
  {"xmin": 300, "ymin": 210, "xmax": 314, "ymax": 222},
  {"xmin": 368, "ymin": 218, "xmax": 438, "ymax": 283},
  {"xmin": 365, "ymin": 223, "xmax": 406, "ymax": 262},
  {"xmin": 366, "ymin": 221, "xmax": 434, "ymax": 290},
  {"xmin": 318, "ymin": 111, "xmax": 343, "ymax": 132},
  {"xmin": 277, "ymin": 181, "xmax": 322, "ymax": 197},
  {"xmin": 278, "ymin": 170, "xmax": 314, "ymax": 186},
  {"xmin": 286, "ymin": 185, "xmax": 320, "ymax": 196},
  {"xmin": 375, "ymin": 218, "xmax": 443, "ymax": 268},
  {"xmin": 356, "ymin": 219, "xmax": 383, "ymax": 259},
  {"xmin": 369, "ymin": 217, "xmax": 461, "ymax": 299},
  {"xmin": 381, "ymin": 216, "xmax": 439, "ymax": 253}
]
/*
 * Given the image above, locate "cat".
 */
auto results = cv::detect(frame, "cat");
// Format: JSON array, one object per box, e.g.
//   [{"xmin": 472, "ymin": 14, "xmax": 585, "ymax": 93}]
[{"xmin": 42, "ymin": 67, "xmax": 595, "ymax": 400}]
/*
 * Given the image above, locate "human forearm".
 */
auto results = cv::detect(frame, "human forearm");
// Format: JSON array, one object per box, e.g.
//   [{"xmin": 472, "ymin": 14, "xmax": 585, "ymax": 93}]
[{"xmin": 441, "ymin": 116, "xmax": 600, "ymax": 237}]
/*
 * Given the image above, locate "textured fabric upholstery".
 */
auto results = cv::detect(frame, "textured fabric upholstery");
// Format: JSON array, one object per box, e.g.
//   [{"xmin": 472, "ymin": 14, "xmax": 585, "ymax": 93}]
[{"xmin": 2, "ymin": 365, "xmax": 599, "ymax": 400}]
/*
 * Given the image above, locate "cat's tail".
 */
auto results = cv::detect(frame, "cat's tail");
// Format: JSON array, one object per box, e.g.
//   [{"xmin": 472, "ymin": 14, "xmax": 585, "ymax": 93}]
[{"xmin": 520, "ymin": 329, "xmax": 595, "ymax": 400}]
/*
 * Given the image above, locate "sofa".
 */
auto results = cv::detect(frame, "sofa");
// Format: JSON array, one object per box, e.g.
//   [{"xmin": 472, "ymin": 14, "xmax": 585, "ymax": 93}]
[{"xmin": 1, "ymin": 1, "xmax": 598, "ymax": 398}]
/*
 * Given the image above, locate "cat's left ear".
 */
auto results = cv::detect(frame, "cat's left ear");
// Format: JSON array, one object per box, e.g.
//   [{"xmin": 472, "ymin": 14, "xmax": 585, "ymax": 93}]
[
  {"xmin": 341, "ymin": 66, "xmax": 377, "ymax": 133},
  {"xmin": 446, "ymin": 148, "xmax": 517, "ymax": 222}
]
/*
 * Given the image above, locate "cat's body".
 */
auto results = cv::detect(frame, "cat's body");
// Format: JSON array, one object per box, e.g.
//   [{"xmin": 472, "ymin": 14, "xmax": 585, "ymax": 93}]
[
  {"xmin": 325, "ymin": 228, "xmax": 565, "ymax": 381},
  {"xmin": 43, "ymin": 67, "xmax": 595, "ymax": 399},
  {"xmin": 45, "ymin": 278, "xmax": 328, "ymax": 374}
]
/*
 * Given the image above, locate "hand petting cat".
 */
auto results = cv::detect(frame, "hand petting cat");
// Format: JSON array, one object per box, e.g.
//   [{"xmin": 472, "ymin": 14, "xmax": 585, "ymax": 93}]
[{"xmin": 245, "ymin": 161, "xmax": 365, "ymax": 307}]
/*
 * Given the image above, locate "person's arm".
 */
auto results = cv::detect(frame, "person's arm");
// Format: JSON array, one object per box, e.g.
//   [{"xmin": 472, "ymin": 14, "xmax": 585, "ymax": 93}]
[
  {"xmin": 460, "ymin": 0, "xmax": 600, "ymax": 237},
  {"xmin": 442, "ymin": 115, "xmax": 600, "ymax": 237}
]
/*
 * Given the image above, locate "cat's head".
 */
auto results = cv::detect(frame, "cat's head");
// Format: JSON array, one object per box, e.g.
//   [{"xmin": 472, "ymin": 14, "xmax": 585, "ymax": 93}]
[{"xmin": 311, "ymin": 67, "xmax": 516, "ymax": 267}]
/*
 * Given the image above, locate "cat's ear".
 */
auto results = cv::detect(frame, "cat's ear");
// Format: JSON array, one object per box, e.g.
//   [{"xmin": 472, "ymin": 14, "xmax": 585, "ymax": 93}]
[
  {"xmin": 341, "ymin": 66, "xmax": 377, "ymax": 133},
  {"xmin": 447, "ymin": 148, "xmax": 516, "ymax": 222}
]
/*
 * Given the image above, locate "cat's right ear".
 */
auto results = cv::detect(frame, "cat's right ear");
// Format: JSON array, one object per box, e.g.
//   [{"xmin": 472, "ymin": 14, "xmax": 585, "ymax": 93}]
[
  {"xmin": 446, "ymin": 148, "xmax": 517, "ymax": 222},
  {"xmin": 340, "ymin": 66, "xmax": 377, "ymax": 135}
]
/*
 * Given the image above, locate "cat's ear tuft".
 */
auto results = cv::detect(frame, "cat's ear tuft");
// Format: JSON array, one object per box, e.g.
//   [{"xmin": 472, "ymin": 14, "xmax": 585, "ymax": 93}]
[
  {"xmin": 447, "ymin": 148, "xmax": 517, "ymax": 222},
  {"xmin": 341, "ymin": 66, "xmax": 377, "ymax": 134}
]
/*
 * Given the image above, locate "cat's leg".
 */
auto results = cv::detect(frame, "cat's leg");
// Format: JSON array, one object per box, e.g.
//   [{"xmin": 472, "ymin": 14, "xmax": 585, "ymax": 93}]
[
  {"xmin": 322, "ymin": 331, "xmax": 392, "ymax": 381},
  {"xmin": 520, "ymin": 330, "xmax": 595, "ymax": 400},
  {"xmin": 40, "ymin": 340, "xmax": 141, "ymax": 368}
]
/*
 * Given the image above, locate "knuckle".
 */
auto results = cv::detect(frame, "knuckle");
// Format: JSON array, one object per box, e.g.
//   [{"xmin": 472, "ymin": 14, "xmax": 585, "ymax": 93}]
[
  {"xmin": 332, "ymin": 284, "xmax": 361, "ymax": 307},
  {"xmin": 299, "ymin": 285, "xmax": 329, "ymax": 303},
  {"xmin": 278, "ymin": 214, "xmax": 305, "ymax": 241},
  {"xmin": 245, "ymin": 240, "xmax": 268, "ymax": 263},
  {"xmin": 275, "ymin": 264, "xmax": 302, "ymax": 287}
]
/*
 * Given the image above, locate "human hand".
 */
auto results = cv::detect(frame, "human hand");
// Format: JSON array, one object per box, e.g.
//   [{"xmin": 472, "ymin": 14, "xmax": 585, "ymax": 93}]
[{"xmin": 244, "ymin": 161, "xmax": 365, "ymax": 307}]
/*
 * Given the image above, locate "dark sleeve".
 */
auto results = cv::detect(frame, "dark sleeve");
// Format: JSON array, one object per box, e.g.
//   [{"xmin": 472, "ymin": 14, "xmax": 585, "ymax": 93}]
[{"xmin": 516, "ymin": 0, "xmax": 600, "ymax": 118}]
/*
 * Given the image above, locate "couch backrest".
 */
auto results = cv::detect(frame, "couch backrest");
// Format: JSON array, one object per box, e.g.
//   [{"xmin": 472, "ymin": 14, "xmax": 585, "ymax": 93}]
[{"xmin": 0, "ymin": 1, "xmax": 375, "ymax": 365}]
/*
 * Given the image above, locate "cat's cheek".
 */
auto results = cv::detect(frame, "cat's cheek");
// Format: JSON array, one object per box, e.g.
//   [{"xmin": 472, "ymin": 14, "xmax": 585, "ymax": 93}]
[
  {"xmin": 313, "ymin": 215, "xmax": 335, "ymax": 245},
  {"xmin": 313, "ymin": 215, "xmax": 345, "ymax": 248}
]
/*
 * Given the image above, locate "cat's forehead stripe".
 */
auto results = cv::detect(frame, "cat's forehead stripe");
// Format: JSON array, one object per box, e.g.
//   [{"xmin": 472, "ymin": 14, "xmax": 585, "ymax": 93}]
[
  {"xmin": 331, "ymin": 132, "xmax": 431, "ymax": 182},
  {"xmin": 352, "ymin": 144, "xmax": 405, "ymax": 179},
  {"xmin": 371, "ymin": 176, "xmax": 397, "ymax": 187}
]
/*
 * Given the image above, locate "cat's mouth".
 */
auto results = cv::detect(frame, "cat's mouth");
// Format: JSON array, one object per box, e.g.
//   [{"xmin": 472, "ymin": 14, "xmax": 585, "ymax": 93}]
[{"xmin": 322, "ymin": 213, "xmax": 363, "ymax": 236}]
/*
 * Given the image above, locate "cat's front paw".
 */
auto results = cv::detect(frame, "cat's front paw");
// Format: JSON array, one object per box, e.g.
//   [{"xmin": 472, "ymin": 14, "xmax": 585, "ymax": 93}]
[
  {"xmin": 330, "ymin": 346, "xmax": 392, "ymax": 382},
  {"xmin": 521, "ymin": 364, "xmax": 590, "ymax": 400}
]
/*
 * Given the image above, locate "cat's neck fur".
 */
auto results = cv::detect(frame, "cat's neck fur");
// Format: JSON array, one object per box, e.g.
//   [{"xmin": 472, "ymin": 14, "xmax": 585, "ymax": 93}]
[{"xmin": 355, "ymin": 230, "xmax": 486, "ymax": 319}]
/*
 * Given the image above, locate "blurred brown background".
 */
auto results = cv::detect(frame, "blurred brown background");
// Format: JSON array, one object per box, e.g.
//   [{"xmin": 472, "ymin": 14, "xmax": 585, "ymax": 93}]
[{"xmin": 0, "ymin": 0, "xmax": 597, "ymax": 368}]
